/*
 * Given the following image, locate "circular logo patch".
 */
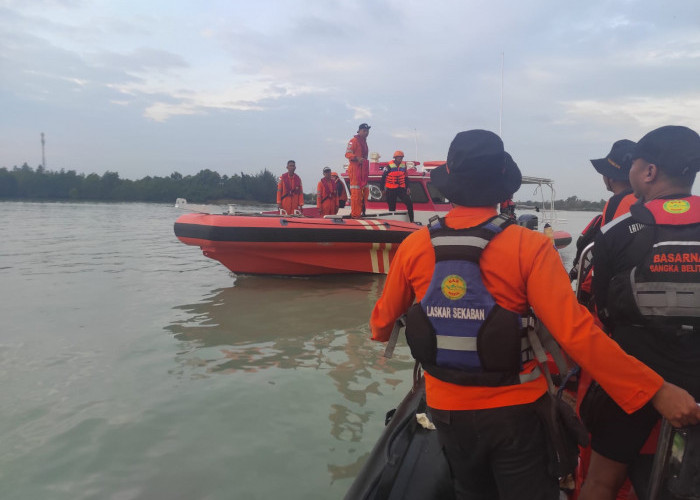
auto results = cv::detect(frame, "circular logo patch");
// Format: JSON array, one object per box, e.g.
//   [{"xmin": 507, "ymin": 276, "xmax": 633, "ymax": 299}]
[
  {"xmin": 441, "ymin": 274, "xmax": 466, "ymax": 300},
  {"xmin": 663, "ymin": 199, "xmax": 690, "ymax": 214}
]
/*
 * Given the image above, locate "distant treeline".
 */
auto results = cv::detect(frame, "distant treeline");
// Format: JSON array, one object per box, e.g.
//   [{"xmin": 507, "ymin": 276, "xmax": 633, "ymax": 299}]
[
  {"xmin": 0, "ymin": 163, "xmax": 608, "ymax": 209},
  {"xmin": 0, "ymin": 164, "xmax": 278, "ymax": 204},
  {"xmin": 517, "ymin": 196, "xmax": 605, "ymax": 212}
]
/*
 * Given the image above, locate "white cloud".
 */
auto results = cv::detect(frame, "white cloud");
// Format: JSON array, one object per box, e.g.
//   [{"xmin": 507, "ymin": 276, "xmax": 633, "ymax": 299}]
[
  {"xmin": 561, "ymin": 94, "xmax": 700, "ymax": 129},
  {"xmin": 2, "ymin": 0, "xmax": 700, "ymax": 198}
]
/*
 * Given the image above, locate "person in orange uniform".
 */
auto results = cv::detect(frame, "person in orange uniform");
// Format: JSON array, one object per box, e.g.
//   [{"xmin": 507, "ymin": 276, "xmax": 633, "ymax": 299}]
[
  {"xmin": 331, "ymin": 172, "xmax": 348, "ymax": 212},
  {"xmin": 316, "ymin": 167, "xmax": 337, "ymax": 216},
  {"xmin": 381, "ymin": 150, "xmax": 414, "ymax": 222},
  {"xmin": 369, "ymin": 129, "xmax": 700, "ymax": 500},
  {"xmin": 345, "ymin": 123, "xmax": 370, "ymax": 218},
  {"xmin": 277, "ymin": 160, "xmax": 304, "ymax": 214}
]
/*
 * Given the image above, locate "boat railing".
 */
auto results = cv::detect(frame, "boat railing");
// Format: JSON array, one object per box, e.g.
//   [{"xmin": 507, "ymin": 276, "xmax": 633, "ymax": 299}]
[{"xmin": 520, "ymin": 176, "xmax": 567, "ymax": 226}]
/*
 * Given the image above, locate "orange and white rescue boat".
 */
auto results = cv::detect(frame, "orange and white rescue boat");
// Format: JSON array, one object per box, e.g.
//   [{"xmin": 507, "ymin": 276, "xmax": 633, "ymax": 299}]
[{"xmin": 174, "ymin": 158, "xmax": 571, "ymax": 276}]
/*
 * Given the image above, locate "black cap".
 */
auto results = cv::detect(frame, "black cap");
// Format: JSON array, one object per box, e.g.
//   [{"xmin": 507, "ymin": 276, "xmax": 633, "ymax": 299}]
[
  {"xmin": 590, "ymin": 139, "xmax": 636, "ymax": 181},
  {"xmin": 632, "ymin": 125, "xmax": 700, "ymax": 177},
  {"xmin": 430, "ymin": 130, "xmax": 522, "ymax": 207},
  {"xmin": 358, "ymin": 123, "xmax": 371, "ymax": 131},
  {"xmin": 322, "ymin": 166, "xmax": 331, "ymax": 173}
]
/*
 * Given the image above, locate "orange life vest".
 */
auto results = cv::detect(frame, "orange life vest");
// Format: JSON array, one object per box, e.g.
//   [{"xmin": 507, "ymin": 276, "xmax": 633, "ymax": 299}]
[{"xmin": 384, "ymin": 162, "xmax": 407, "ymax": 189}]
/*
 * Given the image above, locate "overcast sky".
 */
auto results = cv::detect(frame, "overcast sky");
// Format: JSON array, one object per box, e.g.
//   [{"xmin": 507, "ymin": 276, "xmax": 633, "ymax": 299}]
[{"xmin": 2, "ymin": 0, "xmax": 699, "ymax": 200}]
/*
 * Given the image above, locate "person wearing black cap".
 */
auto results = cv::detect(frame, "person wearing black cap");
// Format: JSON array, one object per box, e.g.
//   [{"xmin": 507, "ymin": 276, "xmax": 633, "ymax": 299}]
[
  {"xmin": 316, "ymin": 166, "xmax": 337, "ymax": 216},
  {"xmin": 569, "ymin": 139, "xmax": 639, "ymax": 500},
  {"xmin": 591, "ymin": 139, "xmax": 639, "ymax": 224},
  {"xmin": 581, "ymin": 126, "xmax": 700, "ymax": 500},
  {"xmin": 369, "ymin": 129, "xmax": 700, "ymax": 500},
  {"xmin": 345, "ymin": 123, "xmax": 371, "ymax": 218},
  {"xmin": 569, "ymin": 140, "xmax": 638, "ymax": 295}
]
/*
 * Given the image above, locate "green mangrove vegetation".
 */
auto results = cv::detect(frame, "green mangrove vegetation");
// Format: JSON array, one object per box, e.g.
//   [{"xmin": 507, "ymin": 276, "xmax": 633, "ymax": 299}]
[{"xmin": 0, "ymin": 164, "xmax": 278, "ymax": 204}]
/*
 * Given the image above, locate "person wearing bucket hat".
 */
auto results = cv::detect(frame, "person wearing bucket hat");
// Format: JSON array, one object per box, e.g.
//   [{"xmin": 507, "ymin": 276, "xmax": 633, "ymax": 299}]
[
  {"xmin": 581, "ymin": 125, "xmax": 700, "ymax": 500},
  {"xmin": 380, "ymin": 150, "xmax": 415, "ymax": 222},
  {"xmin": 316, "ymin": 167, "xmax": 337, "ymax": 216},
  {"xmin": 430, "ymin": 129, "xmax": 522, "ymax": 206},
  {"xmin": 370, "ymin": 129, "xmax": 700, "ymax": 500},
  {"xmin": 345, "ymin": 123, "xmax": 371, "ymax": 218}
]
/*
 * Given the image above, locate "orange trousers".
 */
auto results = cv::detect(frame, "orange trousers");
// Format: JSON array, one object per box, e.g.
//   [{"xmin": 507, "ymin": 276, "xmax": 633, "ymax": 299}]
[
  {"xmin": 280, "ymin": 197, "xmax": 299, "ymax": 215},
  {"xmin": 350, "ymin": 186, "xmax": 368, "ymax": 218},
  {"xmin": 348, "ymin": 162, "xmax": 368, "ymax": 218},
  {"xmin": 318, "ymin": 199, "xmax": 337, "ymax": 216}
]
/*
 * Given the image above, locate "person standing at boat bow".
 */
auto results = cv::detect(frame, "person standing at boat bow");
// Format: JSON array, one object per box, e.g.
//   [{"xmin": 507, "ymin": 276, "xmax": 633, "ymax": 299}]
[
  {"xmin": 316, "ymin": 167, "xmax": 337, "ymax": 216},
  {"xmin": 277, "ymin": 160, "xmax": 304, "ymax": 215},
  {"xmin": 345, "ymin": 123, "xmax": 370, "ymax": 218},
  {"xmin": 381, "ymin": 150, "xmax": 415, "ymax": 222},
  {"xmin": 369, "ymin": 129, "xmax": 700, "ymax": 500}
]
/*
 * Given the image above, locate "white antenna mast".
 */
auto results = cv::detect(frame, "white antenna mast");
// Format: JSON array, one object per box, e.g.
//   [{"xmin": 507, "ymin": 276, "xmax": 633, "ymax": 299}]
[
  {"xmin": 414, "ymin": 128, "xmax": 419, "ymax": 162},
  {"xmin": 499, "ymin": 52, "xmax": 504, "ymax": 137},
  {"xmin": 41, "ymin": 132, "xmax": 46, "ymax": 168}
]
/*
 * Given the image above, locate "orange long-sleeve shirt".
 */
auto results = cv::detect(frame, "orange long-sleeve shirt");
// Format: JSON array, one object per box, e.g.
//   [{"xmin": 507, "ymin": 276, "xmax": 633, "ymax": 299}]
[
  {"xmin": 276, "ymin": 173, "xmax": 304, "ymax": 212},
  {"xmin": 370, "ymin": 205, "xmax": 663, "ymax": 411}
]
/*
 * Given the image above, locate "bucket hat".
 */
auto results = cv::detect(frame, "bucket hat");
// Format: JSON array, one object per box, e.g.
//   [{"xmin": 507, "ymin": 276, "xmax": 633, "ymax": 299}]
[{"xmin": 430, "ymin": 130, "xmax": 522, "ymax": 206}]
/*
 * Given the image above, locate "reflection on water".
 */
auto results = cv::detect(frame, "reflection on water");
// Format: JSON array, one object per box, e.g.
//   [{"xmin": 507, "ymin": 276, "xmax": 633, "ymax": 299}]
[
  {"xmin": 166, "ymin": 273, "xmax": 415, "ymax": 482},
  {"xmin": 168, "ymin": 274, "xmax": 383, "ymax": 346}
]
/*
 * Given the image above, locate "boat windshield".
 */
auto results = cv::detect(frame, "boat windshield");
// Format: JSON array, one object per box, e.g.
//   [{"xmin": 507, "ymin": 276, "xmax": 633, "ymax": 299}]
[
  {"xmin": 366, "ymin": 180, "xmax": 430, "ymax": 203},
  {"xmin": 426, "ymin": 182, "xmax": 448, "ymax": 204}
]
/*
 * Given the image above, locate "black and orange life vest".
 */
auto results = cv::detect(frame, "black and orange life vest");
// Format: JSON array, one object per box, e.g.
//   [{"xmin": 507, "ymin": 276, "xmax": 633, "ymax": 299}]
[{"xmin": 607, "ymin": 196, "xmax": 700, "ymax": 331}]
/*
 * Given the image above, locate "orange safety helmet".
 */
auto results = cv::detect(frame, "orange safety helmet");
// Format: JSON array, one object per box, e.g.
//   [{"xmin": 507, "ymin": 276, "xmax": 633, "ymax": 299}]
[
  {"xmin": 393, "ymin": 150, "xmax": 405, "ymax": 158},
  {"xmin": 331, "ymin": 171, "xmax": 339, "ymax": 177}
]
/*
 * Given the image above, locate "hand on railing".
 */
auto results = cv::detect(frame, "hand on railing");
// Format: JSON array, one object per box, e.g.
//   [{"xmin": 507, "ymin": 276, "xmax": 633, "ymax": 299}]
[{"xmin": 652, "ymin": 382, "xmax": 700, "ymax": 428}]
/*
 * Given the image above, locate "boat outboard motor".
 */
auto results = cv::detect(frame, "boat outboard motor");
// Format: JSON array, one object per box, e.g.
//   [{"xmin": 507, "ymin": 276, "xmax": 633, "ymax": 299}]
[
  {"xmin": 517, "ymin": 213, "xmax": 538, "ymax": 231},
  {"xmin": 648, "ymin": 419, "xmax": 700, "ymax": 500}
]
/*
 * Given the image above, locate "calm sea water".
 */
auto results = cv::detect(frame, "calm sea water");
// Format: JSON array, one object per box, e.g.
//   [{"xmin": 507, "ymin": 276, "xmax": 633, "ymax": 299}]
[{"xmin": 0, "ymin": 201, "xmax": 594, "ymax": 500}]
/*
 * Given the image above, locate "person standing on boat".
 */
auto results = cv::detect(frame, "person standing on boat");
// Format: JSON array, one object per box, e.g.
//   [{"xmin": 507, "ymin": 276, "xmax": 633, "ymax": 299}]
[
  {"xmin": 331, "ymin": 172, "xmax": 348, "ymax": 211},
  {"xmin": 580, "ymin": 126, "xmax": 700, "ymax": 500},
  {"xmin": 277, "ymin": 160, "xmax": 304, "ymax": 215},
  {"xmin": 369, "ymin": 129, "xmax": 700, "ymax": 500},
  {"xmin": 381, "ymin": 150, "xmax": 415, "ymax": 223},
  {"xmin": 316, "ymin": 167, "xmax": 337, "ymax": 216},
  {"xmin": 345, "ymin": 123, "xmax": 370, "ymax": 218}
]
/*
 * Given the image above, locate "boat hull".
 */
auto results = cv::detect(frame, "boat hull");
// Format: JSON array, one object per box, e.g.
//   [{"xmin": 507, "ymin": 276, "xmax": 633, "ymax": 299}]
[{"xmin": 174, "ymin": 213, "xmax": 418, "ymax": 275}]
